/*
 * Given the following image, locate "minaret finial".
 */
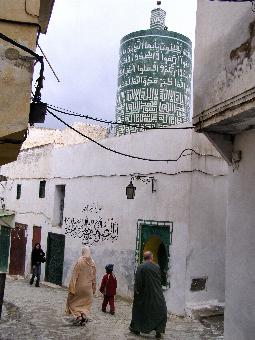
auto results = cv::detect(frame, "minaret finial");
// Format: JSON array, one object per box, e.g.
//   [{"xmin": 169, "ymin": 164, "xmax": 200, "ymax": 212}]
[{"xmin": 150, "ymin": 2, "xmax": 166, "ymax": 30}]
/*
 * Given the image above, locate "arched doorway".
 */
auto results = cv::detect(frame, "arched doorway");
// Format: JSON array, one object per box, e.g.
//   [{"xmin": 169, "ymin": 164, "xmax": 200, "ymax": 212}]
[
  {"xmin": 143, "ymin": 235, "xmax": 168, "ymax": 286},
  {"xmin": 135, "ymin": 220, "xmax": 173, "ymax": 288},
  {"xmin": 143, "ymin": 235, "xmax": 162, "ymax": 263}
]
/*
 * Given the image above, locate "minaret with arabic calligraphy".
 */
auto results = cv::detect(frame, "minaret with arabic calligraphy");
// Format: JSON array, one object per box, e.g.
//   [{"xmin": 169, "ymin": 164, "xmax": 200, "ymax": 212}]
[
  {"xmin": 114, "ymin": 2, "xmax": 192, "ymax": 136},
  {"xmin": 150, "ymin": 3, "xmax": 166, "ymax": 30}
]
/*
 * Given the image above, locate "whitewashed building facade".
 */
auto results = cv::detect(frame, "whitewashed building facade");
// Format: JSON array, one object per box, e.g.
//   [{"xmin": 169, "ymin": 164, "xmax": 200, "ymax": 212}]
[{"xmin": 0, "ymin": 124, "xmax": 227, "ymax": 315}]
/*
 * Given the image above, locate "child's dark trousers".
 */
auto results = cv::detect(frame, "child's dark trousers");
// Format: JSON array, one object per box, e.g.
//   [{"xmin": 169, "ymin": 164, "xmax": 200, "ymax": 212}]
[{"xmin": 102, "ymin": 295, "xmax": 115, "ymax": 314}]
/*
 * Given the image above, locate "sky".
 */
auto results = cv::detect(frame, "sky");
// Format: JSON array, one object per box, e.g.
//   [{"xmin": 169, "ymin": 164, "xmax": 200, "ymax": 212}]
[{"xmin": 37, "ymin": 0, "xmax": 197, "ymax": 129}]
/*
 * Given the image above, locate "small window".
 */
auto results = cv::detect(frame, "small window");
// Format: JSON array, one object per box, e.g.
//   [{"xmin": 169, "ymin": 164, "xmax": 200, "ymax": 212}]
[
  {"xmin": 190, "ymin": 277, "xmax": 207, "ymax": 292},
  {"xmin": 39, "ymin": 180, "xmax": 46, "ymax": 198},
  {"xmin": 52, "ymin": 185, "xmax": 65, "ymax": 227},
  {"xmin": 16, "ymin": 184, "xmax": 21, "ymax": 199}
]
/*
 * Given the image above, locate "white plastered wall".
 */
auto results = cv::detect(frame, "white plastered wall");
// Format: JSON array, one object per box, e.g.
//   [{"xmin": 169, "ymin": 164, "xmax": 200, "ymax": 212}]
[
  {"xmin": 0, "ymin": 126, "xmax": 227, "ymax": 315},
  {"xmin": 224, "ymin": 129, "xmax": 255, "ymax": 340}
]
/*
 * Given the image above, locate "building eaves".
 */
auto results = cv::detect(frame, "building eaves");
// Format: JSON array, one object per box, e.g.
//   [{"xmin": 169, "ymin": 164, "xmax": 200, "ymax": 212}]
[
  {"xmin": 39, "ymin": 0, "xmax": 55, "ymax": 34},
  {"xmin": 0, "ymin": 210, "xmax": 15, "ymax": 217}
]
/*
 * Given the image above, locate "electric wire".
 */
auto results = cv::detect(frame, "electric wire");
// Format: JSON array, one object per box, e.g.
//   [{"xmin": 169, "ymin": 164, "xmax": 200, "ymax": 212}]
[
  {"xmin": 37, "ymin": 44, "xmax": 60, "ymax": 82},
  {"xmin": 0, "ymin": 32, "xmax": 44, "ymax": 103},
  {"xmin": 130, "ymin": 170, "xmax": 225, "ymax": 178},
  {"xmin": 6, "ymin": 167, "xmax": 226, "ymax": 182},
  {"xmin": 0, "ymin": 34, "xmax": 217, "ymax": 161},
  {"xmin": 0, "ymin": 32, "xmax": 41, "ymax": 60},
  {"xmin": 47, "ymin": 104, "xmax": 195, "ymax": 130},
  {"xmin": 47, "ymin": 108, "xmax": 218, "ymax": 162}
]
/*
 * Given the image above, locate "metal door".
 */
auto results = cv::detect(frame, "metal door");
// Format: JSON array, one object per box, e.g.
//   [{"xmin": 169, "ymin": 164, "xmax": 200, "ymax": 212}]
[
  {"xmin": 9, "ymin": 223, "xmax": 27, "ymax": 275},
  {"xmin": 45, "ymin": 232, "xmax": 65, "ymax": 285},
  {"xmin": 0, "ymin": 226, "xmax": 10, "ymax": 273},
  {"xmin": 32, "ymin": 226, "xmax": 41, "ymax": 248}
]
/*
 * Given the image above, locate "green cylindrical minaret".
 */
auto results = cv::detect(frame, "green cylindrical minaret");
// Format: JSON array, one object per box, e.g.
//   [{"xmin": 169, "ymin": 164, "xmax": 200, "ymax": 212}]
[{"xmin": 115, "ymin": 4, "xmax": 192, "ymax": 135}]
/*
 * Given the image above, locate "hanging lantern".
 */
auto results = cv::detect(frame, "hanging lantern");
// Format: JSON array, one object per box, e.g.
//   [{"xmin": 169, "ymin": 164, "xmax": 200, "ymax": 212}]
[
  {"xmin": 126, "ymin": 181, "xmax": 136, "ymax": 199},
  {"xmin": 29, "ymin": 102, "xmax": 47, "ymax": 124}
]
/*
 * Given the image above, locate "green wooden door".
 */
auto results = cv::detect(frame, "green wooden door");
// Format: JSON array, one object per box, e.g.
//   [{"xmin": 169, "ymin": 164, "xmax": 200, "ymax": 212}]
[
  {"xmin": 45, "ymin": 233, "xmax": 65, "ymax": 286},
  {"xmin": 0, "ymin": 226, "xmax": 10, "ymax": 273}
]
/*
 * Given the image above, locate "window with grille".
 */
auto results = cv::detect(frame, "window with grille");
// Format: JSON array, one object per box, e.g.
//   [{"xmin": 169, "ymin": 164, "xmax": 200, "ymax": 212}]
[{"xmin": 190, "ymin": 277, "xmax": 207, "ymax": 292}]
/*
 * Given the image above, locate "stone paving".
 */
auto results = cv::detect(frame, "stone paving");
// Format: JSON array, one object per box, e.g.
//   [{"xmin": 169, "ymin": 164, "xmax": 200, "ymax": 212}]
[{"xmin": 0, "ymin": 277, "xmax": 224, "ymax": 340}]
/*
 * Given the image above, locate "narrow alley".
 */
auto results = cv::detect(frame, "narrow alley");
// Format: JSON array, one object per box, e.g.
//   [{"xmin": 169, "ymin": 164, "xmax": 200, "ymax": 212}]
[{"xmin": 0, "ymin": 278, "xmax": 223, "ymax": 340}]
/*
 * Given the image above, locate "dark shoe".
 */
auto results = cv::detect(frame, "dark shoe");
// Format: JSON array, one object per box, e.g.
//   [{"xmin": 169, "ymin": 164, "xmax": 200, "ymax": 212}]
[
  {"xmin": 110, "ymin": 311, "xmax": 115, "ymax": 315},
  {"xmin": 155, "ymin": 333, "xmax": 161, "ymax": 338},
  {"xmin": 35, "ymin": 282, "xmax": 40, "ymax": 287},
  {"xmin": 73, "ymin": 316, "xmax": 82, "ymax": 325},
  {"xmin": 102, "ymin": 309, "xmax": 106, "ymax": 313},
  {"xmin": 73, "ymin": 316, "xmax": 84, "ymax": 326},
  {"xmin": 29, "ymin": 278, "xmax": 34, "ymax": 285},
  {"xmin": 79, "ymin": 313, "xmax": 88, "ymax": 326},
  {"xmin": 129, "ymin": 327, "xmax": 140, "ymax": 335}
]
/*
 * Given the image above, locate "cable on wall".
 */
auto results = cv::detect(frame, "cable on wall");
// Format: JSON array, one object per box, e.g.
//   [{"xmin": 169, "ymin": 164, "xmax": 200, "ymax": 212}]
[
  {"xmin": 37, "ymin": 44, "xmax": 60, "ymax": 82},
  {"xmin": 47, "ymin": 108, "xmax": 220, "ymax": 162},
  {"xmin": 0, "ymin": 32, "xmax": 44, "ymax": 103},
  {"xmin": 47, "ymin": 104, "xmax": 195, "ymax": 130},
  {"xmin": 8, "ymin": 169, "xmax": 226, "ymax": 181}
]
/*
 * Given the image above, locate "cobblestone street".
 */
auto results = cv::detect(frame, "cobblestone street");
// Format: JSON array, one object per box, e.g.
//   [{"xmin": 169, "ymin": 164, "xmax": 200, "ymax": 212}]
[{"xmin": 0, "ymin": 278, "xmax": 223, "ymax": 340}]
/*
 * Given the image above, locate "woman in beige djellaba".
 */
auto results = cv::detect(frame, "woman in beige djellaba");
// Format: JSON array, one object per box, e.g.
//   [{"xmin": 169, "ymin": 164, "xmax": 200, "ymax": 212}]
[{"xmin": 66, "ymin": 246, "xmax": 96, "ymax": 325}]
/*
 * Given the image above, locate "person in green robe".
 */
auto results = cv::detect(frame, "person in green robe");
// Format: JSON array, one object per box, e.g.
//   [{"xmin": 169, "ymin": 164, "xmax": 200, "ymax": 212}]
[{"xmin": 129, "ymin": 251, "xmax": 167, "ymax": 339}]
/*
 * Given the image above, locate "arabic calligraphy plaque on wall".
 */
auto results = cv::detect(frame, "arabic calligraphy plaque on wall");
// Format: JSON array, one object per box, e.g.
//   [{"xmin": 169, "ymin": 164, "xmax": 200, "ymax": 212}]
[{"xmin": 64, "ymin": 203, "xmax": 119, "ymax": 246}]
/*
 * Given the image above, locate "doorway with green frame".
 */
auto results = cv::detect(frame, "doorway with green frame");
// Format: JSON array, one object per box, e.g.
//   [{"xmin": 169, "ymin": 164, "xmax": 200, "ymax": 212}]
[
  {"xmin": 45, "ymin": 232, "xmax": 65, "ymax": 286},
  {"xmin": 135, "ymin": 219, "xmax": 173, "ymax": 287}
]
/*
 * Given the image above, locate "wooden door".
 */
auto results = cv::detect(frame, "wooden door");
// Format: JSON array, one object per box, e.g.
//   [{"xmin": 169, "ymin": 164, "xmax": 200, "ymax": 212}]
[
  {"xmin": 9, "ymin": 223, "xmax": 27, "ymax": 275},
  {"xmin": 32, "ymin": 226, "xmax": 41, "ymax": 248},
  {"xmin": 45, "ymin": 233, "xmax": 65, "ymax": 286}
]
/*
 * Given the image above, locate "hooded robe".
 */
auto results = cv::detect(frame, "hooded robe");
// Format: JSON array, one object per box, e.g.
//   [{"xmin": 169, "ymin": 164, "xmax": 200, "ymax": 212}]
[
  {"xmin": 130, "ymin": 261, "xmax": 167, "ymax": 334},
  {"xmin": 66, "ymin": 246, "xmax": 96, "ymax": 317}
]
